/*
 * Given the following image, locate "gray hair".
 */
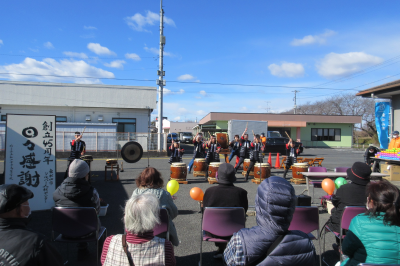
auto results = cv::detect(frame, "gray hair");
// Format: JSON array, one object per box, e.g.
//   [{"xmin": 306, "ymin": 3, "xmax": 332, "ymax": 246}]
[{"xmin": 124, "ymin": 193, "xmax": 160, "ymax": 234}]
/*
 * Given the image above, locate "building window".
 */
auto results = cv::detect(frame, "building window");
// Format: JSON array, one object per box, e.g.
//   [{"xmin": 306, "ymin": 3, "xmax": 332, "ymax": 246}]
[
  {"xmin": 112, "ymin": 118, "xmax": 136, "ymax": 132},
  {"xmin": 311, "ymin": 128, "xmax": 341, "ymax": 141},
  {"xmin": 1, "ymin": 115, "xmax": 6, "ymax": 121},
  {"xmin": 56, "ymin": 116, "xmax": 67, "ymax": 122}
]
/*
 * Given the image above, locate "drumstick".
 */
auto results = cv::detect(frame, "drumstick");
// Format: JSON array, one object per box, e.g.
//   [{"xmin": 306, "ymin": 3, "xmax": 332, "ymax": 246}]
[
  {"xmin": 81, "ymin": 126, "xmax": 87, "ymax": 137},
  {"xmin": 284, "ymin": 131, "xmax": 291, "ymax": 139},
  {"xmin": 252, "ymin": 130, "xmax": 255, "ymax": 137}
]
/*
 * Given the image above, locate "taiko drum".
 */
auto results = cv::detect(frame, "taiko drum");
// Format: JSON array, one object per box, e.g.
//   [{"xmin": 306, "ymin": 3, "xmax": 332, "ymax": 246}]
[
  {"xmin": 216, "ymin": 133, "xmax": 229, "ymax": 149},
  {"xmin": 208, "ymin": 162, "xmax": 223, "ymax": 178},
  {"xmin": 243, "ymin": 159, "xmax": 254, "ymax": 176},
  {"xmin": 193, "ymin": 158, "xmax": 207, "ymax": 175},
  {"xmin": 292, "ymin": 163, "xmax": 309, "ymax": 179},
  {"xmin": 254, "ymin": 163, "xmax": 271, "ymax": 180},
  {"xmin": 170, "ymin": 163, "xmax": 187, "ymax": 181}
]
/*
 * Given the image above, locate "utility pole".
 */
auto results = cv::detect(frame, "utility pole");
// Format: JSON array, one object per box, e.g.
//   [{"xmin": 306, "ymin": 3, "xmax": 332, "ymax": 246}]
[
  {"xmin": 265, "ymin": 101, "xmax": 271, "ymax": 113},
  {"xmin": 157, "ymin": 0, "xmax": 166, "ymax": 153},
  {"xmin": 293, "ymin": 90, "xmax": 299, "ymax": 114}
]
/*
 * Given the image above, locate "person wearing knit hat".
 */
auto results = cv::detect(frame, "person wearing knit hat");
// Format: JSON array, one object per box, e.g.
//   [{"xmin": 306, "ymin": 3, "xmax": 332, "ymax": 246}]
[
  {"xmin": 0, "ymin": 184, "xmax": 63, "ymax": 265},
  {"xmin": 53, "ymin": 159, "xmax": 101, "ymax": 260},
  {"xmin": 203, "ymin": 163, "xmax": 248, "ymax": 259},
  {"xmin": 328, "ymin": 162, "xmax": 371, "ymax": 253}
]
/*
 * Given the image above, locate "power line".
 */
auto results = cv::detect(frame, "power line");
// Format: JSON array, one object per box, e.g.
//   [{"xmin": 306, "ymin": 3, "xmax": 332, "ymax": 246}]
[{"xmin": 0, "ymin": 53, "xmax": 157, "ymax": 60}]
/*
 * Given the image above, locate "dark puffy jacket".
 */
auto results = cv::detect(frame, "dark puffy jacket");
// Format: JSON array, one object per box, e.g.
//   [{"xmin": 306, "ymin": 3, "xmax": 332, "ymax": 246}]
[
  {"xmin": 0, "ymin": 218, "xmax": 63, "ymax": 266},
  {"xmin": 53, "ymin": 177, "xmax": 100, "ymax": 213},
  {"xmin": 240, "ymin": 137, "xmax": 251, "ymax": 158},
  {"xmin": 238, "ymin": 177, "xmax": 316, "ymax": 266}
]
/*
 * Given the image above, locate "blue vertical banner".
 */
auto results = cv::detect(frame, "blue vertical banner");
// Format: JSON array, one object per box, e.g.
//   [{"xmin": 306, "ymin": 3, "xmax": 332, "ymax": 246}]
[{"xmin": 375, "ymin": 102, "xmax": 390, "ymax": 149}]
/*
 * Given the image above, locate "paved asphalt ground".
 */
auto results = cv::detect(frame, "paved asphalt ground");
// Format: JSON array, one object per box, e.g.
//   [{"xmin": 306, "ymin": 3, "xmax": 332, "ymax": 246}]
[{"xmin": 0, "ymin": 146, "xmax": 368, "ymax": 266}]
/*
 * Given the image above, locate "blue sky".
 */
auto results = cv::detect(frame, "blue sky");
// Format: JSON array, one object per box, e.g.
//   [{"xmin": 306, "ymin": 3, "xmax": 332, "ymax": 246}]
[{"xmin": 1, "ymin": 0, "xmax": 400, "ymax": 121}]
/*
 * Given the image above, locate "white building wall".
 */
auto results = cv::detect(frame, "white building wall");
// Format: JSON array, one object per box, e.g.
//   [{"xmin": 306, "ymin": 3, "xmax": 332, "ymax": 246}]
[{"xmin": 1, "ymin": 105, "xmax": 151, "ymax": 133}]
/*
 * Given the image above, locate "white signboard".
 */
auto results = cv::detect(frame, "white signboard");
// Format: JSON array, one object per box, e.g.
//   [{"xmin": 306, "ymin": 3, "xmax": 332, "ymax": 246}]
[{"xmin": 5, "ymin": 114, "xmax": 56, "ymax": 211}]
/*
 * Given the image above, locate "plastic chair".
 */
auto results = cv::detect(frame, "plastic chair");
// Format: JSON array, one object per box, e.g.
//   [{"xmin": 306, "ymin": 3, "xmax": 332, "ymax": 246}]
[
  {"xmin": 308, "ymin": 167, "xmax": 327, "ymax": 204},
  {"xmin": 335, "ymin": 167, "xmax": 350, "ymax": 173},
  {"xmin": 52, "ymin": 207, "xmax": 107, "ymax": 266},
  {"xmin": 199, "ymin": 207, "xmax": 246, "ymax": 265},
  {"xmin": 153, "ymin": 208, "xmax": 170, "ymax": 240},
  {"xmin": 289, "ymin": 206, "xmax": 321, "ymax": 266},
  {"xmin": 322, "ymin": 206, "xmax": 366, "ymax": 264}
]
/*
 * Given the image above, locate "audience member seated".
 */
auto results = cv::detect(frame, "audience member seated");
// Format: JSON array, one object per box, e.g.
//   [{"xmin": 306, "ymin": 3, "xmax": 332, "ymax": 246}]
[
  {"xmin": 132, "ymin": 167, "xmax": 179, "ymax": 246},
  {"xmin": 203, "ymin": 163, "xmax": 248, "ymax": 259},
  {"xmin": 101, "ymin": 193, "xmax": 176, "ymax": 266},
  {"xmin": 328, "ymin": 162, "xmax": 371, "ymax": 252},
  {"xmin": 53, "ymin": 159, "xmax": 101, "ymax": 260},
  {"xmin": 224, "ymin": 176, "xmax": 316, "ymax": 266},
  {"xmin": 0, "ymin": 184, "xmax": 63, "ymax": 266},
  {"xmin": 340, "ymin": 180, "xmax": 400, "ymax": 266}
]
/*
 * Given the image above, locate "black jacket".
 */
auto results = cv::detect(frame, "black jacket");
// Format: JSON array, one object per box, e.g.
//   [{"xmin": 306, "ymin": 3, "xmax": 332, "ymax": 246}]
[
  {"xmin": 329, "ymin": 182, "xmax": 368, "ymax": 232},
  {"xmin": 239, "ymin": 137, "xmax": 251, "ymax": 158},
  {"xmin": 53, "ymin": 177, "xmax": 100, "ymax": 213},
  {"xmin": 70, "ymin": 140, "xmax": 86, "ymax": 159},
  {"xmin": 203, "ymin": 184, "xmax": 248, "ymax": 212},
  {"xmin": 285, "ymin": 144, "xmax": 298, "ymax": 158},
  {"xmin": 0, "ymin": 218, "xmax": 63, "ymax": 266}
]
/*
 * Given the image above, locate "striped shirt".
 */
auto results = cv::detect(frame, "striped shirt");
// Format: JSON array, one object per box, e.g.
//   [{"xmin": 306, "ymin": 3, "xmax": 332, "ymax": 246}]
[{"xmin": 101, "ymin": 231, "xmax": 176, "ymax": 266}]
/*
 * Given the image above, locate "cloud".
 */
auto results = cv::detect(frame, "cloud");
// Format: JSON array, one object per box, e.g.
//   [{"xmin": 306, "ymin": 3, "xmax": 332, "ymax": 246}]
[
  {"xmin": 63, "ymin": 51, "xmax": 88, "ymax": 59},
  {"xmin": 43, "ymin": 42, "xmax": 54, "ymax": 49},
  {"xmin": 177, "ymin": 108, "xmax": 187, "ymax": 115},
  {"xmin": 84, "ymin": 26, "xmax": 97, "ymax": 30},
  {"xmin": 125, "ymin": 53, "xmax": 141, "ymax": 61},
  {"xmin": 104, "ymin": 60, "xmax": 126, "ymax": 69},
  {"xmin": 0, "ymin": 40, "xmax": 3, "ymax": 46},
  {"xmin": 87, "ymin": 43, "xmax": 116, "ymax": 56},
  {"xmin": 196, "ymin": 110, "xmax": 206, "ymax": 116},
  {"xmin": 291, "ymin": 29, "xmax": 336, "ymax": 46},
  {"xmin": 164, "ymin": 88, "xmax": 185, "ymax": 96},
  {"xmin": 268, "ymin": 62, "xmax": 305, "ymax": 78},
  {"xmin": 29, "ymin": 48, "xmax": 39, "ymax": 53},
  {"xmin": 144, "ymin": 46, "xmax": 175, "ymax": 57},
  {"xmin": 177, "ymin": 74, "xmax": 199, "ymax": 82},
  {"xmin": 0, "ymin": 57, "xmax": 114, "ymax": 84},
  {"xmin": 174, "ymin": 116, "xmax": 181, "ymax": 121},
  {"xmin": 125, "ymin": 11, "xmax": 176, "ymax": 32},
  {"xmin": 241, "ymin": 107, "xmax": 248, "ymax": 112},
  {"xmin": 317, "ymin": 52, "xmax": 383, "ymax": 79},
  {"xmin": 199, "ymin": 90, "xmax": 207, "ymax": 97}
]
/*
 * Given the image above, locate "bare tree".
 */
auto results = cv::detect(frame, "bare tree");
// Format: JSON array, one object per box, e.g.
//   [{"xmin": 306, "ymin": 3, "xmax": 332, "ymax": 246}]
[{"xmin": 282, "ymin": 93, "xmax": 377, "ymax": 142}]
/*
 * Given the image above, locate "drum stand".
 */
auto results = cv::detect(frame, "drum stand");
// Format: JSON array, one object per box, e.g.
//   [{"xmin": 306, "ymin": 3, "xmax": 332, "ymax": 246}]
[{"xmin": 207, "ymin": 178, "xmax": 218, "ymax": 185}]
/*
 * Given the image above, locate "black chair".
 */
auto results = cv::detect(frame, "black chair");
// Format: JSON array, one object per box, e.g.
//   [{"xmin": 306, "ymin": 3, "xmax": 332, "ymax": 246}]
[{"xmin": 52, "ymin": 207, "xmax": 107, "ymax": 265}]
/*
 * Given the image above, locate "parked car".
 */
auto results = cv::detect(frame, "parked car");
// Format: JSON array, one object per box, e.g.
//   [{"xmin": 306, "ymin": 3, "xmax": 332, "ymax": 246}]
[
  {"xmin": 167, "ymin": 133, "xmax": 179, "ymax": 143},
  {"xmin": 267, "ymin": 131, "xmax": 283, "ymax": 138},
  {"xmin": 180, "ymin": 132, "xmax": 193, "ymax": 143},
  {"xmin": 264, "ymin": 137, "xmax": 289, "ymax": 154}
]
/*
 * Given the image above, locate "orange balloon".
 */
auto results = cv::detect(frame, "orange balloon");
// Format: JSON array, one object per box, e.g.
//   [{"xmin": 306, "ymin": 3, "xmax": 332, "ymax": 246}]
[
  {"xmin": 322, "ymin": 178, "xmax": 335, "ymax": 195},
  {"xmin": 190, "ymin": 187, "xmax": 204, "ymax": 201}
]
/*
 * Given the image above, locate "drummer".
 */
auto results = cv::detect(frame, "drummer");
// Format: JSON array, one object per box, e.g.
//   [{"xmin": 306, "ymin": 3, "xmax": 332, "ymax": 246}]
[
  {"xmin": 244, "ymin": 134, "xmax": 264, "ymax": 181},
  {"xmin": 204, "ymin": 135, "xmax": 221, "ymax": 180},
  {"xmin": 234, "ymin": 127, "xmax": 252, "ymax": 173},
  {"xmin": 64, "ymin": 131, "xmax": 86, "ymax": 179},
  {"xmin": 168, "ymin": 140, "xmax": 184, "ymax": 164},
  {"xmin": 283, "ymin": 138, "xmax": 299, "ymax": 179},
  {"xmin": 188, "ymin": 133, "xmax": 206, "ymax": 174},
  {"xmin": 228, "ymin": 135, "xmax": 241, "ymax": 168}
]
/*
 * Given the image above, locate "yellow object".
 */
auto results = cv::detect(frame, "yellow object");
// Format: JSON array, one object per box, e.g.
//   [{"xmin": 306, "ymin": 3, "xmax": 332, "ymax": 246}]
[
  {"xmin": 166, "ymin": 180, "xmax": 179, "ymax": 196},
  {"xmin": 388, "ymin": 138, "xmax": 400, "ymax": 150}
]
